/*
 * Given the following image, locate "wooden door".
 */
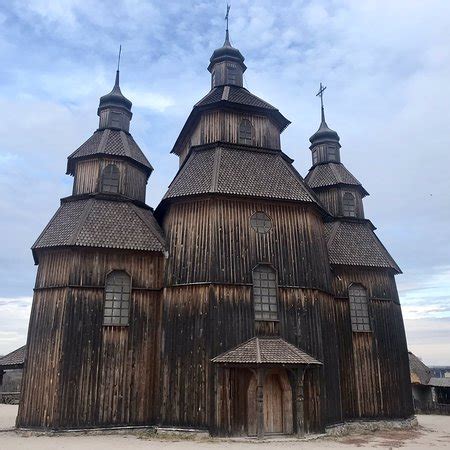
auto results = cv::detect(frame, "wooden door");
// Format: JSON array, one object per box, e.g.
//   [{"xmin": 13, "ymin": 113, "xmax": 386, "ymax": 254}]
[{"xmin": 264, "ymin": 373, "xmax": 283, "ymax": 434}]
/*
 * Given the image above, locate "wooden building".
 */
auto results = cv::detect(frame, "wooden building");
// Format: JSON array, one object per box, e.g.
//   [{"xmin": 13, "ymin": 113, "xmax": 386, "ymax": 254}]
[{"xmin": 17, "ymin": 29, "xmax": 413, "ymax": 436}]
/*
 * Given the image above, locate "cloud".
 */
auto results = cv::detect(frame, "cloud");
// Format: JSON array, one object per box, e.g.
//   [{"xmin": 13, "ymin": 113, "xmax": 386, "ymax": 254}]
[{"xmin": 0, "ymin": 297, "xmax": 32, "ymax": 355}]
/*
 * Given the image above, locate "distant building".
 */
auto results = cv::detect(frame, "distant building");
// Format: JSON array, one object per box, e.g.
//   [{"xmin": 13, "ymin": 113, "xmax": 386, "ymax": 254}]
[
  {"xmin": 0, "ymin": 345, "xmax": 25, "ymax": 404},
  {"xmin": 409, "ymin": 352, "xmax": 450, "ymax": 414},
  {"xmin": 430, "ymin": 366, "xmax": 450, "ymax": 379}
]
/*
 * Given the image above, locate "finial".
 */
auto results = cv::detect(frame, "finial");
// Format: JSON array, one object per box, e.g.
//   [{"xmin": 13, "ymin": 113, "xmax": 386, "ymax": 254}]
[
  {"xmin": 117, "ymin": 45, "xmax": 122, "ymax": 71},
  {"xmin": 224, "ymin": 4, "xmax": 231, "ymax": 45},
  {"xmin": 316, "ymin": 82, "xmax": 327, "ymax": 123},
  {"xmin": 114, "ymin": 45, "xmax": 122, "ymax": 87}
]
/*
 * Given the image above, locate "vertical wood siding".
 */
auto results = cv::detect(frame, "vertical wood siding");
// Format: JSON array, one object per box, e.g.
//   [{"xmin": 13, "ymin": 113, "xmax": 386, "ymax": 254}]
[
  {"xmin": 73, "ymin": 158, "xmax": 147, "ymax": 202},
  {"xmin": 18, "ymin": 248, "xmax": 164, "ymax": 428}
]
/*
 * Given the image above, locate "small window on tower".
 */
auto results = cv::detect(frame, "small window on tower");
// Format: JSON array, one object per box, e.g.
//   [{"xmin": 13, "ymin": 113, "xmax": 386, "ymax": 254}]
[
  {"xmin": 227, "ymin": 64, "xmax": 237, "ymax": 84},
  {"xmin": 110, "ymin": 111, "xmax": 122, "ymax": 129},
  {"xmin": 328, "ymin": 145, "xmax": 337, "ymax": 161},
  {"xmin": 104, "ymin": 271, "xmax": 131, "ymax": 326},
  {"xmin": 101, "ymin": 164, "xmax": 120, "ymax": 194},
  {"xmin": 253, "ymin": 264, "xmax": 278, "ymax": 321},
  {"xmin": 250, "ymin": 211, "xmax": 272, "ymax": 234},
  {"xmin": 349, "ymin": 284, "xmax": 371, "ymax": 332},
  {"xmin": 312, "ymin": 149, "xmax": 318, "ymax": 165},
  {"xmin": 239, "ymin": 119, "xmax": 253, "ymax": 145},
  {"xmin": 343, "ymin": 192, "xmax": 356, "ymax": 217}
]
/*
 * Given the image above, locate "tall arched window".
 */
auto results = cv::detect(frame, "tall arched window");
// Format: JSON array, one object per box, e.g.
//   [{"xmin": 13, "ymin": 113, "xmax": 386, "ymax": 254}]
[
  {"xmin": 239, "ymin": 119, "xmax": 253, "ymax": 145},
  {"xmin": 343, "ymin": 192, "xmax": 356, "ymax": 217},
  {"xmin": 349, "ymin": 284, "xmax": 371, "ymax": 332},
  {"xmin": 101, "ymin": 164, "xmax": 120, "ymax": 193},
  {"xmin": 103, "ymin": 271, "xmax": 131, "ymax": 326},
  {"xmin": 252, "ymin": 264, "xmax": 278, "ymax": 321}
]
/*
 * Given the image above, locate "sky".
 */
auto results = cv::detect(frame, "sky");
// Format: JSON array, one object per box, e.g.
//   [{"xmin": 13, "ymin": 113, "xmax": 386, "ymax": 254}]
[{"xmin": 0, "ymin": 0, "xmax": 449, "ymax": 365}]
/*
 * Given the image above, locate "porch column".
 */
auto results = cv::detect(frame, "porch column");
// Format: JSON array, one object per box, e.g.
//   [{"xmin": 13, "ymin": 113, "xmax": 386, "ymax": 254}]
[
  {"xmin": 256, "ymin": 368, "xmax": 265, "ymax": 439},
  {"xmin": 295, "ymin": 367, "xmax": 306, "ymax": 438}
]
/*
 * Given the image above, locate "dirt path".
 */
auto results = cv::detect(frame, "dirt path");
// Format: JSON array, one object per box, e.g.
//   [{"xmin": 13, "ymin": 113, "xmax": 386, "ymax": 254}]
[{"xmin": 0, "ymin": 406, "xmax": 449, "ymax": 449}]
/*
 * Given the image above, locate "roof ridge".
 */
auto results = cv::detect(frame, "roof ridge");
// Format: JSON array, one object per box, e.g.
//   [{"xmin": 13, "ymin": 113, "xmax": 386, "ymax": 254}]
[
  {"xmin": 70, "ymin": 199, "xmax": 94, "ymax": 246},
  {"xmin": 119, "ymin": 130, "xmax": 132, "ymax": 158},
  {"xmin": 211, "ymin": 147, "xmax": 222, "ymax": 191},
  {"xmin": 130, "ymin": 203, "xmax": 166, "ymax": 250}
]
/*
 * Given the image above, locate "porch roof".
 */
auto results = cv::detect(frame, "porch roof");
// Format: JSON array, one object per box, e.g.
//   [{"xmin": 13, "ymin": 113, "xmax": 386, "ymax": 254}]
[{"xmin": 211, "ymin": 337, "xmax": 322, "ymax": 366}]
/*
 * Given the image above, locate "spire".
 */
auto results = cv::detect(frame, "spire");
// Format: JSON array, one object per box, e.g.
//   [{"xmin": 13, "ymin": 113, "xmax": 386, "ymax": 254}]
[
  {"xmin": 208, "ymin": 6, "xmax": 246, "ymax": 87},
  {"xmin": 309, "ymin": 83, "xmax": 340, "ymax": 146},
  {"xmin": 98, "ymin": 47, "xmax": 133, "ymax": 132}
]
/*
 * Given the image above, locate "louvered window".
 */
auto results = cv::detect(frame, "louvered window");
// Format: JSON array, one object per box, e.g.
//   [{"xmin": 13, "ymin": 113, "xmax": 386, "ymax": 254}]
[
  {"xmin": 101, "ymin": 164, "xmax": 120, "ymax": 193},
  {"xmin": 343, "ymin": 192, "xmax": 356, "ymax": 217},
  {"xmin": 349, "ymin": 284, "xmax": 371, "ymax": 332},
  {"xmin": 239, "ymin": 119, "xmax": 253, "ymax": 145},
  {"xmin": 328, "ymin": 145, "xmax": 337, "ymax": 161},
  {"xmin": 253, "ymin": 265, "xmax": 278, "ymax": 321},
  {"xmin": 103, "ymin": 271, "xmax": 131, "ymax": 326}
]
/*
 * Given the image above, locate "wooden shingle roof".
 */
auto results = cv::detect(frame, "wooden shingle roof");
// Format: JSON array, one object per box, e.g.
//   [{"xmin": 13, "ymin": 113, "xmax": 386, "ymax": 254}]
[
  {"xmin": 324, "ymin": 220, "xmax": 401, "ymax": 273},
  {"xmin": 0, "ymin": 345, "xmax": 26, "ymax": 369},
  {"xmin": 212, "ymin": 337, "xmax": 322, "ymax": 365},
  {"xmin": 163, "ymin": 144, "xmax": 322, "ymax": 207},
  {"xmin": 305, "ymin": 162, "xmax": 368, "ymax": 195},
  {"xmin": 67, "ymin": 129, "xmax": 153, "ymax": 175},
  {"xmin": 32, "ymin": 198, "xmax": 165, "ymax": 261},
  {"xmin": 408, "ymin": 352, "xmax": 432, "ymax": 385}
]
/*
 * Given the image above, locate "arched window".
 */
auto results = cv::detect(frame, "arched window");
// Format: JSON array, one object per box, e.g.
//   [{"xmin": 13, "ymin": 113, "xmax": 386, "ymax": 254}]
[
  {"xmin": 101, "ymin": 164, "xmax": 120, "ymax": 193},
  {"xmin": 343, "ymin": 192, "xmax": 356, "ymax": 217},
  {"xmin": 253, "ymin": 264, "xmax": 278, "ymax": 321},
  {"xmin": 239, "ymin": 119, "xmax": 253, "ymax": 145},
  {"xmin": 349, "ymin": 284, "xmax": 371, "ymax": 332},
  {"xmin": 103, "ymin": 271, "xmax": 131, "ymax": 326}
]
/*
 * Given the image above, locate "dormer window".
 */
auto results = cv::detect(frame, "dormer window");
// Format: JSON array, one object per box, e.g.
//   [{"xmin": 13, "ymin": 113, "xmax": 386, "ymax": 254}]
[
  {"xmin": 101, "ymin": 164, "xmax": 120, "ymax": 194},
  {"xmin": 343, "ymin": 192, "xmax": 356, "ymax": 217},
  {"xmin": 239, "ymin": 119, "xmax": 253, "ymax": 145}
]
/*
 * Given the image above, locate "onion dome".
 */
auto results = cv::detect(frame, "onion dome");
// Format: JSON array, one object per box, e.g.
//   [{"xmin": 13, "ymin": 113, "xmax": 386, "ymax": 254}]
[
  {"xmin": 309, "ymin": 107, "xmax": 340, "ymax": 146},
  {"xmin": 97, "ymin": 70, "xmax": 133, "ymax": 132},
  {"xmin": 208, "ymin": 30, "xmax": 246, "ymax": 71}
]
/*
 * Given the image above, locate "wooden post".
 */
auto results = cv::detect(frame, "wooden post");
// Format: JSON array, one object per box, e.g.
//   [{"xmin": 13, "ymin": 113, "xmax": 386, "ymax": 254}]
[
  {"xmin": 296, "ymin": 367, "xmax": 306, "ymax": 438},
  {"xmin": 256, "ymin": 368, "xmax": 265, "ymax": 439}
]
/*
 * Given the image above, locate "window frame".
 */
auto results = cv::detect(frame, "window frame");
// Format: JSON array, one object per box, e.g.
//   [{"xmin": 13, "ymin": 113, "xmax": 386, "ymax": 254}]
[
  {"xmin": 348, "ymin": 283, "xmax": 371, "ymax": 332},
  {"xmin": 103, "ymin": 270, "xmax": 132, "ymax": 327},
  {"xmin": 101, "ymin": 163, "xmax": 120, "ymax": 194},
  {"xmin": 238, "ymin": 119, "xmax": 253, "ymax": 145},
  {"xmin": 252, "ymin": 264, "xmax": 279, "ymax": 322},
  {"xmin": 250, "ymin": 211, "xmax": 272, "ymax": 234},
  {"xmin": 342, "ymin": 191, "xmax": 357, "ymax": 217}
]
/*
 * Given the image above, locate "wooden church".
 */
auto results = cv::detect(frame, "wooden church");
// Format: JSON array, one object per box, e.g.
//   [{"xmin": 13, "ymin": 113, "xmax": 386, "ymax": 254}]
[{"xmin": 17, "ymin": 27, "xmax": 413, "ymax": 437}]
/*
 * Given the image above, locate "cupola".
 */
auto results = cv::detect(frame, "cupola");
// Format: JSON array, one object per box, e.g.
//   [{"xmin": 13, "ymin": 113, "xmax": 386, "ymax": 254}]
[
  {"xmin": 309, "ymin": 84, "xmax": 341, "ymax": 165},
  {"xmin": 208, "ymin": 30, "xmax": 246, "ymax": 88},
  {"xmin": 98, "ymin": 70, "xmax": 133, "ymax": 132}
]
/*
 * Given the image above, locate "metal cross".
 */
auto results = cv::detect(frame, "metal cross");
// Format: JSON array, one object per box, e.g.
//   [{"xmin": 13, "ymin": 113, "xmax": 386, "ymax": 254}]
[
  {"xmin": 316, "ymin": 82, "xmax": 327, "ymax": 110},
  {"xmin": 225, "ymin": 4, "xmax": 231, "ymax": 32}
]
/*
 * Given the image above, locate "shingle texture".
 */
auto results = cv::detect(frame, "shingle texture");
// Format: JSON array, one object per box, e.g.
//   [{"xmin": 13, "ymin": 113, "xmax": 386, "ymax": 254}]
[
  {"xmin": 164, "ymin": 145, "xmax": 319, "ymax": 205},
  {"xmin": 212, "ymin": 337, "xmax": 322, "ymax": 365},
  {"xmin": 324, "ymin": 220, "xmax": 401, "ymax": 272},
  {"xmin": 67, "ymin": 129, "xmax": 152, "ymax": 173},
  {"xmin": 0, "ymin": 345, "xmax": 26, "ymax": 368},
  {"xmin": 33, "ymin": 198, "xmax": 165, "ymax": 253},
  {"xmin": 409, "ymin": 352, "xmax": 432, "ymax": 385},
  {"xmin": 428, "ymin": 377, "xmax": 450, "ymax": 388},
  {"xmin": 305, "ymin": 162, "xmax": 364, "ymax": 190},
  {"xmin": 195, "ymin": 85, "xmax": 277, "ymax": 110}
]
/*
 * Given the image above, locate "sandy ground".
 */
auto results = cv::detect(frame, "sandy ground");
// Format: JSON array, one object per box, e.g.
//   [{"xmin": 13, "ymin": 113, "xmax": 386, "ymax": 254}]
[{"xmin": 0, "ymin": 405, "xmax": 449, "ymax": 449}]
